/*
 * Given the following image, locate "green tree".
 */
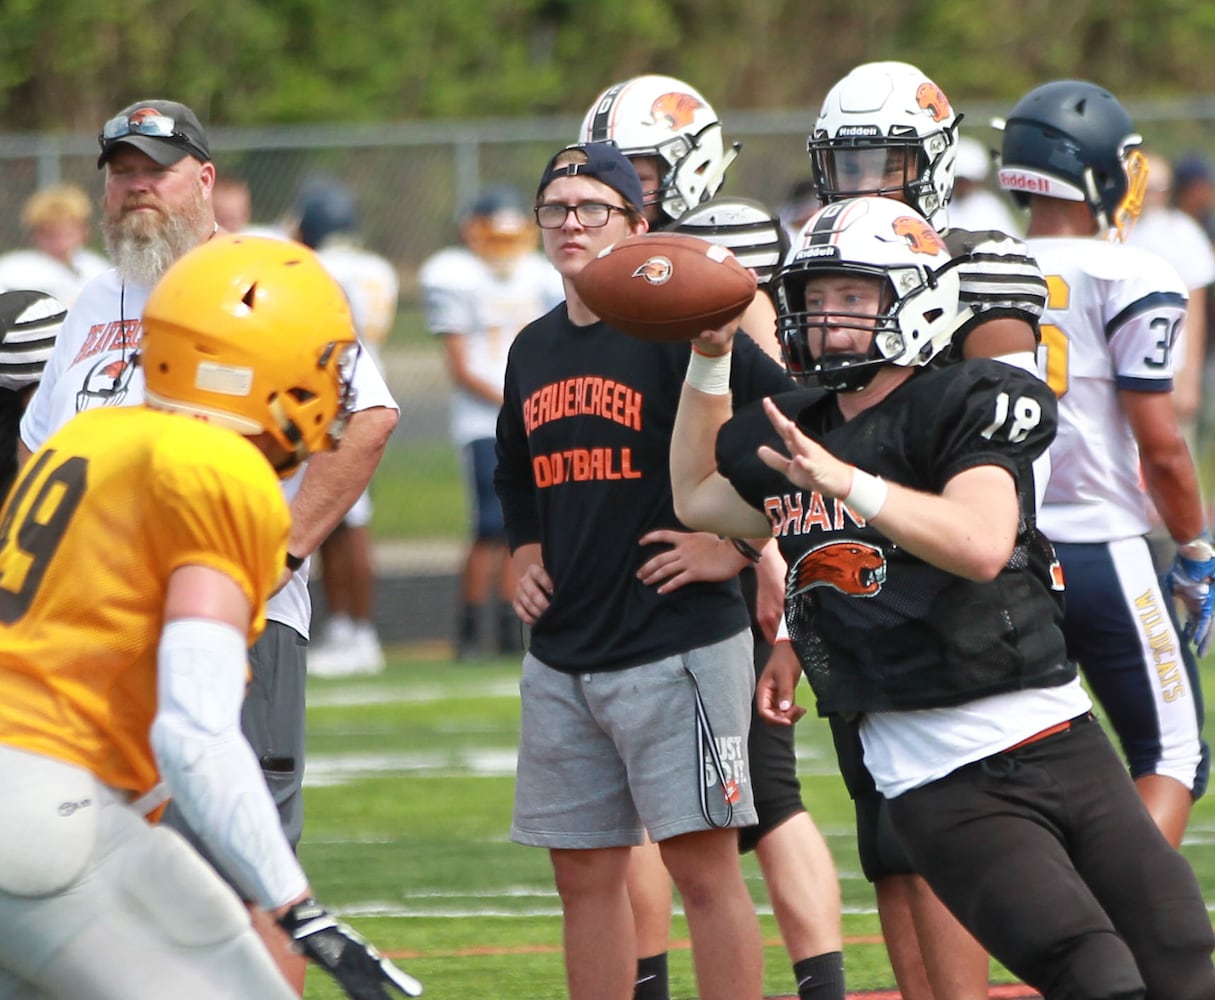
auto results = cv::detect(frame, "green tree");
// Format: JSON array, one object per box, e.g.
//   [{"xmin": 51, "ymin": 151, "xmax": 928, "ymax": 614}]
[{"xmin": 0, "ymin": 0, "xmax": 1213, "ymax": 131}]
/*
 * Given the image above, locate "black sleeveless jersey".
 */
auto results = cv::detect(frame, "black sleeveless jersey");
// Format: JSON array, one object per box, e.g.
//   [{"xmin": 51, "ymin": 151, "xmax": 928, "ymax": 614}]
[
  {"xmin": 495, "ymin": 303, "xmax": 793, "ymax": 673},
  {"xmin": 717, "ymin": 359, "xmax": 1074, "ymax": 715}
]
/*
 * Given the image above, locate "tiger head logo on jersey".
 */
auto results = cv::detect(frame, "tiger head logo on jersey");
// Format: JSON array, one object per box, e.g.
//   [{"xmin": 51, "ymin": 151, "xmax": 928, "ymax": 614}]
[
  {"xmin": 648, "ymin": 92, "xmax": 704, "ymax": 131},
  {"xmin": 915, "ymin": 82, "xmax": 952, "ymax": 123},
  {"xmin": 892, "ymin": 214, "xmax": 948, "ymax": 255},
  {"xmin": 787, "ymin": 540, "xmax": 887, "ymax": 599},
  {"xmin": 631, "ymin": 255, "xmax": 674, "ymax": 286}
]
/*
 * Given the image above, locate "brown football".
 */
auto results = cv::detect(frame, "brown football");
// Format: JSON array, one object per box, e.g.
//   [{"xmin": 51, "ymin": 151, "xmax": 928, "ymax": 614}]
[{"xmin": 572, "ymin": 232, "xmax": 757, "ymax": 342}]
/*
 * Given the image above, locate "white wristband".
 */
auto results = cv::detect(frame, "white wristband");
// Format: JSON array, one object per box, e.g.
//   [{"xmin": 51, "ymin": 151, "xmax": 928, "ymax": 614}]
[
  {"xmin": 685, "ymin": 348, "xmax": 732, "ymax": 396},
  {"xmin": 844, "ymin": 468, "xmax": 888, "ymax": 521}
]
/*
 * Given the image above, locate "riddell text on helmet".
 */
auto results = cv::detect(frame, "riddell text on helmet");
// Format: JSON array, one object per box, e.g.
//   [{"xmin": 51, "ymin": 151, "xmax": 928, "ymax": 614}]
[{"xmin": 998, "ymin": 171, "xmax": 1055, "ymax": 193}]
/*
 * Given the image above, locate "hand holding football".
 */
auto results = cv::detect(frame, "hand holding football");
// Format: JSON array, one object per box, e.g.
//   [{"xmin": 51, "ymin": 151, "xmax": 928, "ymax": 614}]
[{"xmin": 572, "ymin": 233, "xmax": 757, "ymax": 342}]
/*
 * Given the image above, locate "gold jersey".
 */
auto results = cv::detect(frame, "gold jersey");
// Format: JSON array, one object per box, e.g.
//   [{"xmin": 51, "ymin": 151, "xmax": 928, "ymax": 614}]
[{"xmin": 0, "ymin": 407, "xmax": 289, "ymax": 800}]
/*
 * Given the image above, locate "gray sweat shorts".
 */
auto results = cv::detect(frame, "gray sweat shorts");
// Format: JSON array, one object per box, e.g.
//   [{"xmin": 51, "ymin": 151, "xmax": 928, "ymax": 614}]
[{"xmin": 511, "ymin": 628, "xmax": 757, "ymax": 848}]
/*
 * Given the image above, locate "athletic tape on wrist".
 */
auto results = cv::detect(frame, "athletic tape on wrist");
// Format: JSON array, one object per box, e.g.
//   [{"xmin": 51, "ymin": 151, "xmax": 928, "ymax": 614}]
[
  {"xmin": 1179, "ymin": 535, "xmax": 1215, "ymax": 562},
  {"xmin": 843, "ymin": 468, "xmax": 888, "ymax": 521},
  {"xmin": 685, "ymin": 348, "xmax": 732, "ymax": 395}
]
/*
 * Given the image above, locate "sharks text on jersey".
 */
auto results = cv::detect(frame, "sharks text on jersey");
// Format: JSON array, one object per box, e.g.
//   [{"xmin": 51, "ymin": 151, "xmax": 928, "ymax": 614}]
[{"xmin": 763, "ymin": 489, "xmax": 869, "ymax": 536}]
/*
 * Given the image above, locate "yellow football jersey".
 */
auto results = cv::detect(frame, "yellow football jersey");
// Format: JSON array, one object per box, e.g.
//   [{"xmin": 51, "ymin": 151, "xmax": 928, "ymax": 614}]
[{"xmin": 0, "ymin": 406, "xmax": 289, "ymax": 800}]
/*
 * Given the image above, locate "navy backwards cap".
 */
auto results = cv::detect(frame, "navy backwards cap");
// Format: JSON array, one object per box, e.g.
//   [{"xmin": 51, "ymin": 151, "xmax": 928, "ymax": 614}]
[
  {"xmin": 98, "ymin": 100, "xmax": 212, "ymax": 168},
  {"xmin": 536, "ymin": 142, "xmax": 645, "ymax": 214}
]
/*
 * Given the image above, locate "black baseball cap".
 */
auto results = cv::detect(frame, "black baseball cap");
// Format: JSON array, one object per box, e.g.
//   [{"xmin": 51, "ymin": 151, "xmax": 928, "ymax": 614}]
[
  {"xmin": 536, "ymin": 142, "xmax": 644, "ymax": 214},
  {"xmin": 97, "ymin": 100, "xmax": 212, "ymax": 169}
]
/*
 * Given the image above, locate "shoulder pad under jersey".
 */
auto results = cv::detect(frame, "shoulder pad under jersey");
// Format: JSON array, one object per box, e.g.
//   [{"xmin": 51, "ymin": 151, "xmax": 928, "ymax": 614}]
[{"xmin": 669, "ymin": 197, "xmax": 789, "ymax": 283}]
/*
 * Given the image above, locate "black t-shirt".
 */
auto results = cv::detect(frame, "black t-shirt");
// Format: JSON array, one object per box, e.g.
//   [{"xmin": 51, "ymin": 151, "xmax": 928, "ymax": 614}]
[
  {"xmin": 494, "ymin": 303, "xmax": 792, "ymax": 673},
  {"xmin": 717, "ymin": 359, "xmax": 1075, "ymax": 714}
]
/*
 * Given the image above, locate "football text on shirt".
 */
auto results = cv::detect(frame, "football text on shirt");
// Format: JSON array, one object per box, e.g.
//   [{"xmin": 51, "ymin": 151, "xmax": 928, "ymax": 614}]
[{"xmin": 524, "ymin": 375, "xmax": 646, "ymax": 488}]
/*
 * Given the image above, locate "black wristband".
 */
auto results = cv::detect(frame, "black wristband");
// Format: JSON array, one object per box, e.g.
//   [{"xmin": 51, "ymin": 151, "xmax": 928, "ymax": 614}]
[
  {"xmin": 730, "ymin": 538, "xmax": 764, "ymax": 563},
  {"xmin": 285, "ymin": 552, "xmax": 305, "ymax": 572}
]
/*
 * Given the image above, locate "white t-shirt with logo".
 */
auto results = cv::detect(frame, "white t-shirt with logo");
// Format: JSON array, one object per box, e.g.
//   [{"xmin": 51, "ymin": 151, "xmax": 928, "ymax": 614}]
[{"xmin": 19, "ymin": 267, "xmax": 398, "ymax": 638}]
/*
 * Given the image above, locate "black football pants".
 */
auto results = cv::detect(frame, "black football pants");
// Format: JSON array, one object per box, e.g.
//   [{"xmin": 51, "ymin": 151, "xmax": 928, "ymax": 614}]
[{"xmin": 886, "ymin": 714, "xmax": 1215, "ymax": 1000}]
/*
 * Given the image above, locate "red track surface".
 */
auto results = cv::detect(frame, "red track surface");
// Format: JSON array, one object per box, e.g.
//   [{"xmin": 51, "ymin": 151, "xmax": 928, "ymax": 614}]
[{"xmin": 833, "ymin": 988, "xmax": 1038, "ymax": 1000}]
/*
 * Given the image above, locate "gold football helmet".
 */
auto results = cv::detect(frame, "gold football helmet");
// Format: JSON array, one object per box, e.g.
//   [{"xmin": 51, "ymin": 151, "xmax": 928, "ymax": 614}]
[
  {"xmin": 461, "ymin": 185, "xmax": 537, "ymax": 270},
  {"xmin": 141, "ymin": 234, "xmax": 358, "ymax": 475}
]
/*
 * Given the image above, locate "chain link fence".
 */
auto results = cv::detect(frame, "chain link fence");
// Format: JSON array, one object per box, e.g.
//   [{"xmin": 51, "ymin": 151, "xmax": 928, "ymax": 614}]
[
  {"xmin": 8, "ymin": 97, "xmax": 1215, "ymax": 298},
  {"xmin": 6, "ymin": 102, "xmax": 1215, "ymax": 434},
  {"xmin": 5, "ymin": 100, "xmax": 1215, "ymax": 642}
]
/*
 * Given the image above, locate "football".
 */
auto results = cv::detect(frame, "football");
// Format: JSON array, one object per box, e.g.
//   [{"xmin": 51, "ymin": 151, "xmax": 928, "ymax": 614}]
[{"xmin": 572, "ymin": 232, "xmax": 757, "ymax": 342}]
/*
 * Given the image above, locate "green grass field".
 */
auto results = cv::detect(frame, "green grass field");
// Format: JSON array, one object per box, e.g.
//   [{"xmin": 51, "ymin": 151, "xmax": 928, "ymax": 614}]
[{"xmin": 296, "ymin": 651, "xmax": 1215, "ymax": 1000}]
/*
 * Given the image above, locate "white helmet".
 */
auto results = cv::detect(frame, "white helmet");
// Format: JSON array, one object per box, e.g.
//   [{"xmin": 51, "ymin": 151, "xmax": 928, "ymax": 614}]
[
  {"xmin": 774, "ymin": 197, "xmax": 965, "ymax": 391},
  {"xmin": 809, "ymin": 61, "xmax": 960, "ymax": 229},
  {"xmin": 579, "ymin": 74, "xmax": 739, "ymax": 220}
]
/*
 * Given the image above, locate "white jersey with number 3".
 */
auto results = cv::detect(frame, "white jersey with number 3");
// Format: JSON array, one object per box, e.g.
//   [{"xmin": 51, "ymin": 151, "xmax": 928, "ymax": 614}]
[{"xmin": 1027, "ymin": 236, "xmax": 1188, "ymax": 543}]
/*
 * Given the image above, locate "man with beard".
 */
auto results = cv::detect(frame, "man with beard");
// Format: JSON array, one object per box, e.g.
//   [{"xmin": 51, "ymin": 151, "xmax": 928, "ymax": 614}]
[{"xmin": 15, "ymin": 99, "xmax": 400, "ymax": 994}]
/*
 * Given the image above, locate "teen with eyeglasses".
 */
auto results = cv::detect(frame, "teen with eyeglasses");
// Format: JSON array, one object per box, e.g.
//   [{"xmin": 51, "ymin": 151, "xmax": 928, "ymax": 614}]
[{"xmin": 494, "ymin": 141, "xmax": 792, "ymax": 1000}]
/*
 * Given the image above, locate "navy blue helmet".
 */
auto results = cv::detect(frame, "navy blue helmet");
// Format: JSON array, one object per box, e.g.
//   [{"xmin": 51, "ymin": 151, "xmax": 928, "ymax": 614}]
[
  {"xmin": 998, "ymin": 80, "xmax": 1147, "ymax": 240},
  {"xmin": 294, "ymin": 178, "xmax": 359, "ymax": 249}
]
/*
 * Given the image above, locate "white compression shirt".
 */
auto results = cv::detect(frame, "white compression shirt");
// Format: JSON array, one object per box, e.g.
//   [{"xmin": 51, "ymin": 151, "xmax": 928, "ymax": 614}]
[{"xmin": 150, "ymin": 618, "xmax": 308, "ymax": 910}]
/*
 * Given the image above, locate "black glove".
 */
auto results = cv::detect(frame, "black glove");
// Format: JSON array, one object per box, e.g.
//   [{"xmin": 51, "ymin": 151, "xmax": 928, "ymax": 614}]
[{"xmin": 278, "ymin": 897, "xmax": 423, "ymax": 998}]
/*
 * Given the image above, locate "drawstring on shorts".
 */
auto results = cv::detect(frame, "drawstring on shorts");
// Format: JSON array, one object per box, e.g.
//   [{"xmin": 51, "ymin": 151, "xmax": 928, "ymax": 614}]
[{"xmin": 685, "ymin": 665, "xmax": 735, "ymax": 829}]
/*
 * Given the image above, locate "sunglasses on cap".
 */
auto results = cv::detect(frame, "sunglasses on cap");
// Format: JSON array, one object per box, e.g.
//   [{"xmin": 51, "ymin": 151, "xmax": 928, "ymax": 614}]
[{"xmin": 99, "ymin": 112, "xmax": 203, "ymax": 153}]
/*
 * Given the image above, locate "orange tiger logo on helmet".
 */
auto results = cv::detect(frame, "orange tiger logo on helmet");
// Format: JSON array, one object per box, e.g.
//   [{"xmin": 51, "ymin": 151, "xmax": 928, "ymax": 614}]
[
  {"xmin": 892, "ymin": 214, "xmax": 948, "ymax": 255},
  {"xmin": 915, "ymin": 81, "xmax": 952, "ymax": 122},
  {"xmin": 648, "ymin": 92, "xmax": 704, "ymax": 131},
  {"xmin": 787, "ymin": 540, "xmax": 886, "ymax": 599},
  {"xmin": 632, "ymin": 255, "xmax": 674, "ymax": 285}
]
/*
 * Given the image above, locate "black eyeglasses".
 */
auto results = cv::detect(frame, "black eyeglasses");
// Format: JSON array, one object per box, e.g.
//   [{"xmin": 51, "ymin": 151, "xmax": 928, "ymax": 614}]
[{"xmin": 534, "ymin": 202, "xmax": 629, "ymax": 229}]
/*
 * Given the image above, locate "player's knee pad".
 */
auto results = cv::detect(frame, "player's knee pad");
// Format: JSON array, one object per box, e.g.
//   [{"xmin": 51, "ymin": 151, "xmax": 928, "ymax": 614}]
[
  {"xmin": 0, "ymin": 748, "xmax": 98, "ymax": 897},
  {"xmin": 737, "ymin": 801, "xmax": 804, "ymax": 854},
  {"xmin": 854, "ymin": 793, "xmax": 916, "ymax": 882},
  {"xmin": 116, "ymin": 826, "xmax": 251, "ymax": 948},
  {"xmin": 742, "ymin": 709, "xmax": 805, "ymax": 858}
]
